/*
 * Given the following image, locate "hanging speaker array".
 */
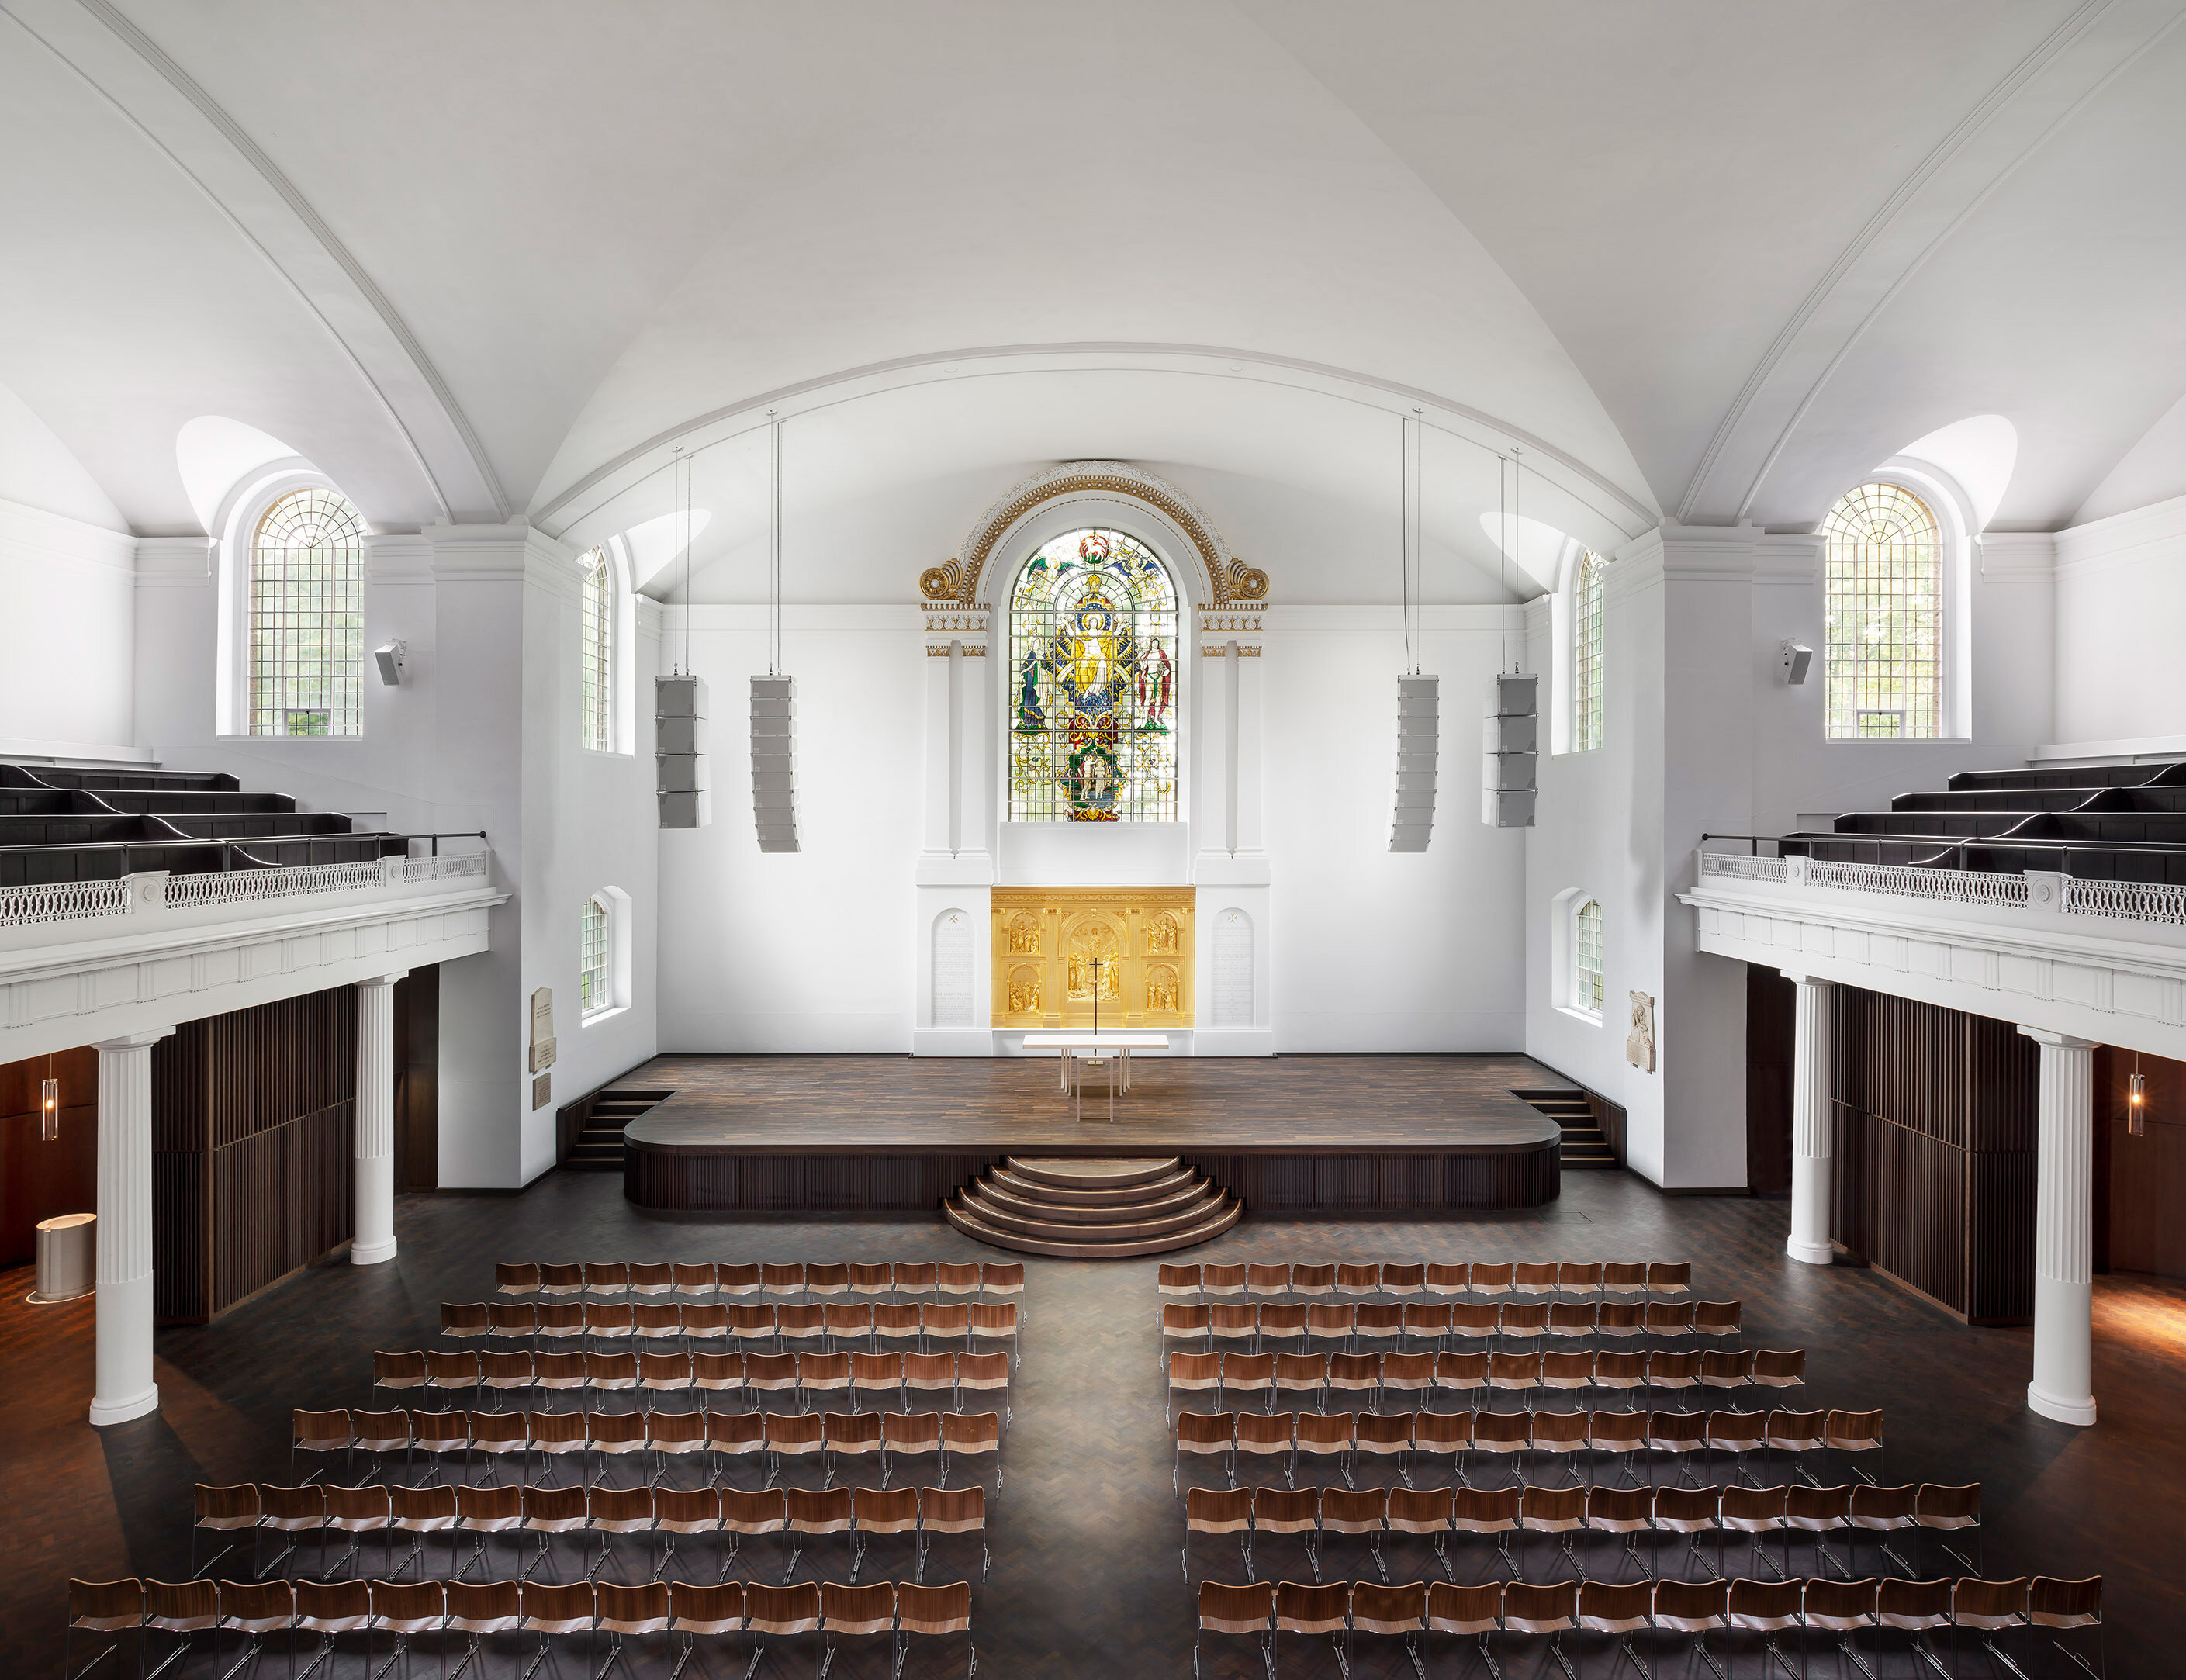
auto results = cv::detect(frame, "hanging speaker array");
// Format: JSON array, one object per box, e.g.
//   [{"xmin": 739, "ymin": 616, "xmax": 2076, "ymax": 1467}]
[
  {"xmin": 1389, "ymin": 674, "xmax": 1439, "ymax": 852},
  {"xmin": 1482, "ymin": 672, "xmax": 1537, "ymax": 828},
  {"xmin": 751, "ymin": 674, "xmax": 799, "ymax": 852},
  {"xmin": 655, "ymin": 675, "xmax": 710, "ymax": 828}
]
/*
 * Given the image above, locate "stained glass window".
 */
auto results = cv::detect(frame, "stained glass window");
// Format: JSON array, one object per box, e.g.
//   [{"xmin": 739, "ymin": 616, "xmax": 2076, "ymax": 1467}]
[
  {"xmin": 249, "ymin": 487, "xmax": 365, "ymax": 736},
  {"xmin": 580, "ymin": 897, "xmax": 610, "ymax": 1014},
  {"xmin": 1574, "ymin": 898, "xmax": 1603, "ymax": 1014},
  {"xmin": 579, "ymin": 548, "xmax": 613, "ymax": 752},
  {"xmin": 1821, "ymin": 483, "xmax": 1941, "ymax": 740},
  {"xmin": 1008, "ymin": 528, "xmax": 1178, "ymax": 822},
  {"xmin": 1572, "ymin": 550, "xmax": 1604, "ymax": 752}
]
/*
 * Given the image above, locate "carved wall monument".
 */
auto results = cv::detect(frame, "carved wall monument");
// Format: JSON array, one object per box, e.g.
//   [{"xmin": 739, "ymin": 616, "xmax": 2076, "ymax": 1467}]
[
  {"xmin": 991, "ymin": 887, "xmax": 1195, "ymax": 1030},
  {"xmin": 1626, "ymin": 990, "xmax": 1657, "ymax": 1073}
]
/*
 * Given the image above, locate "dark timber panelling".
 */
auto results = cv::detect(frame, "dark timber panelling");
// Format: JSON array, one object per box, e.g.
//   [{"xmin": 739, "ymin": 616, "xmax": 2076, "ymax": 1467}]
[
  {"xmin": 1828, "ymin": 985, "xmax": 2038, "ymax": 1323},
  {"xmin": 152, "ymin": 987, "xmax": 357, "ymax": 1324},
  {"xmin": 0, "ymin": 1045, "xmax": 98, "ymax": 1267},
  {"xmin": 1745, "ymin": 965, "xmax": 1794, "ymax": 1197},
  {"xmin": 624, "ymin": 1148, "xmax": 1003, "ymax": 1212},
  {"xmin": 393, "ymin": 966, "xmax": 438, "ymax": 1192},
  {"xmin": 2099, "ymin": 1042, "xmax": 2186, "ymax": 1280}
]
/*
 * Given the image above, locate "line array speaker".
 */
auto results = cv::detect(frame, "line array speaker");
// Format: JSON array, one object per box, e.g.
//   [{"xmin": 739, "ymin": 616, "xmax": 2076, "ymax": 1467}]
[
  {"xmin": 1482, "ymin": 672, "xmax": 1537, "ymax": 828},
  {"xmin": 655, "ymin": 675, "xmax": 710, "ymax": 829},
  {"xmin": 1389, "ymin": 673, "xmax": 1438, "ymax": 852},
  {"xmin": 751, "ymin": 674, "xmax": 799, "ymax": 853}
]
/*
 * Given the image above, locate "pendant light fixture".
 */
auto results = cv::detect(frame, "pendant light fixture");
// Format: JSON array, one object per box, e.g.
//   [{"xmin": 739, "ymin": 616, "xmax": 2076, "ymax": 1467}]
[
  {"xmin": 2129, "ymin": 1053, "xmax": 2147, "ymax": 1137},
  {"xmin": 40, "ymin": 1054, "xmax": 59, "ymax": 1141}
]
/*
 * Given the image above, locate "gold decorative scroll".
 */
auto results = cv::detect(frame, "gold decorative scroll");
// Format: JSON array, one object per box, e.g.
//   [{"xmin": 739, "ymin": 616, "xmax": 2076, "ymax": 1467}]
[{"xmin": 991, "ymin": 887, "xmax": 1195, "ymax": 1029}]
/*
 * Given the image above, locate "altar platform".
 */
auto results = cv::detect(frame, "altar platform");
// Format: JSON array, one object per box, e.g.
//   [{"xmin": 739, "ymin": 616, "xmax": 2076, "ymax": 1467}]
[{"xmin": 618, "ymin": 1053, "xmax": 1569, "ymax": 1215}]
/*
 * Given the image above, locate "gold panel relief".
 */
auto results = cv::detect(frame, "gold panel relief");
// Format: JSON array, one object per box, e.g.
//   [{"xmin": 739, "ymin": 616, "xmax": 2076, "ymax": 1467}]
[{"xmin": 991, "ymin": 887, "xmax": 1194, "ymax": 1029}]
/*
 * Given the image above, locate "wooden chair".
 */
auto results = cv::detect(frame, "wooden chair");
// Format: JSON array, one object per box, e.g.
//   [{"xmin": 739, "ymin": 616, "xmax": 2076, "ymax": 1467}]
[
  {"xmin": 1194, "ymin": 1581, "xmax": 1273, "ymax": 1680},
  {"xmin": 894, "ymin": 1581, "xmax": 973, "ymax": 1678}
]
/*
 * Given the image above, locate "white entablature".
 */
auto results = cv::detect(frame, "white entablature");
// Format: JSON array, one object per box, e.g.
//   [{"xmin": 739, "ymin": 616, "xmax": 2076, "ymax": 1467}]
[{"xmin": 1681, "ymin": 851, "xmax": 2186, "ymax": 1059}]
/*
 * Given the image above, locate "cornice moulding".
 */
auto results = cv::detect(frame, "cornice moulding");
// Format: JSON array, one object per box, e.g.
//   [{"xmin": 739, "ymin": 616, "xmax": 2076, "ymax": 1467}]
[
  {"xmin": 133, "ymin": 534, "xmax": 215, "ymax": 586},
  {"xmin": 1977, "ymin": 532, "xmax": 2059, "ymax": 582},
  {"xmin": 1259, "ymin": 604, "xmax": 1513, "ymax": 634},
  {"xmin": 680, "ymin": 604, "xmax": 923, "ymax": 633},
  {"xmin": 2053, "ymin": 492, "xmax": 2186, "ymax": 576},
  {"xmin": 0, "ymin": 495, "xmax": 137, "ymax": 570}
]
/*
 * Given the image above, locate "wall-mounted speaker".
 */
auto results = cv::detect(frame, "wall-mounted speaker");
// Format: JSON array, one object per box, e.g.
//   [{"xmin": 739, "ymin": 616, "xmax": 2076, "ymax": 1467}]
[
  {"xmin": 655, "ymin": 674, "xmax": 711, "ymax": 828},
  {"xmin": 1780, "ymin": 640, "xmax": 1814, "ymax": 685},
  {"xmin": 1482, "ymin": 672, "xmax": 1537, "ymax": 828},
  {"xmin": 1389, "ymin": 674, "xmax": 1438, "ymax": 852},
  {"xmin": 751, "ymin": 674, "xmax": 799, "ymax": 853}
]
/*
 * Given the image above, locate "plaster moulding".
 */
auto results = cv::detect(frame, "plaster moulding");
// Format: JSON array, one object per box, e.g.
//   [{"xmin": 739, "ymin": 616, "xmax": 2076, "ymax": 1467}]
[
  {"xmin": 132, "ymin": 534, "xmax": 216, "ymax": 586},
  {"xmin": 0, "ymin": 496, "xmax": 137, "ymax": 572},
  {"xmin": 918, "ymin": 461, "xmax": 1270, "ymax": 610},
  {"xmin": 1976, "ymin": 531, "xmax": 2058, "ymax": 582},
  {"xmin": 2053, "ymin": 491, "xmax": 2186, "ymax": 579}
]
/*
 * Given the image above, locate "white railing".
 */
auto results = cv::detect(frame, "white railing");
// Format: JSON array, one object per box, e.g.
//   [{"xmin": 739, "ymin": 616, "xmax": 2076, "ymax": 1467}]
[
  {"xmin": 0, "ymin": 877, "xmax": 135, "ymax": 925},
  {"xmin": 1803, "ymin": 857, "xmax": 2030, "ymax": 908},
  {"xmin": 0, "ymin": 852, "xmax": 489, "ymax": 929},
  {"xmin": 1696, "ymin": 852, "xmax": 1789, "ymax": 883},
  {"xmin": 2064, "ymin": 876, "xmax": 2186, "ymax": 927}
]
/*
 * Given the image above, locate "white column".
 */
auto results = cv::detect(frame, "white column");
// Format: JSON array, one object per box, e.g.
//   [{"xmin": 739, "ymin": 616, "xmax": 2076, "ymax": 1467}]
[
  {"xmin": 1785, "ymin": 973, "xmax": 1835, "ymax": 1266},
  {"xmin": 90, "ymin": 1028, "xmax": 172, "ymax": 1426},
  {"xmin": 2021, "ymin": 1027, "xmax": 2098, "ymax": 1426},
  {"xmin": 353, "ymin": 973, "xmax": 410, "ymax": 1265}
]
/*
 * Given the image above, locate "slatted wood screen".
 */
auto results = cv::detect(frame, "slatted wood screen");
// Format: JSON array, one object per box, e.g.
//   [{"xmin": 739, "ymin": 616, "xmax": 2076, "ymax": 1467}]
[
  {"xmin": 1828, "ymin": 985, "xmax": 2037, "ymax": 1323},
  {"xmin": 153, "ymin": 987, "xmax": 357, "ymax": 1323}
]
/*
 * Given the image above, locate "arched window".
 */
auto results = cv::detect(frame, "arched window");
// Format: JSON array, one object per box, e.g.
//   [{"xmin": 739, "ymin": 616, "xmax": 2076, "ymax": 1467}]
[
  {"xmin": 579, "ymin": 547, "xmax": 614, "ymax": 752},
  {"xmin": 1008, "ymin": 527, "xmax": 1178, "ymax": 822},
  {"xmin": 1571, "ymin": 551, "xmax": 1605, "ymax": 752},
  {"xmin": 579, "ymin": 895, "xmax": 611, "ymax": 1015},
  {"xmin": 1573, "ymin": 898, "xmax": 1604, "ymax": 1015},
  {"xmin": 249, "ymin": 487, "xmax": 365, "ymax": 735},
  {"xmin": 1821, "ymin": 482, "xmax": 1942, "ymax": 740}
]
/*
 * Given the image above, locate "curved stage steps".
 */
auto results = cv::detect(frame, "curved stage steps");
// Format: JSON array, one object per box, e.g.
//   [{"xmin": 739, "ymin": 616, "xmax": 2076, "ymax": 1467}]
[{"xmin": 944, "ymin": 1156, "xmax": 1242, "ymax": 1257}]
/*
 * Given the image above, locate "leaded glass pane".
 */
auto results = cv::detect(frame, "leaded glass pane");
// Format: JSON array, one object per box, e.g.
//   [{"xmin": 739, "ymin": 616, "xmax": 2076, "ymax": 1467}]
[
  {"xmin": 1008, "ymin": 529, "xmax": 1178, "ymax": 822},
  {"xmin": 1821, "ymin": 483, "xmax": 1941, "ymax": 741},
  {"xmin": 1575, "ymin": 899, "xmax": 1603, "ymax": 1014},
  {"xmin": 1572, "ymin": 551, "xmax": 1604, "ymax": 752},
  {"xmin": 580, "ymin": 897, "xmax": 610, "ymax": 1014},
  {"xmin": 249, "ymin": 488, "xmax": 365, "ymax": 737},
  {"xmin": 579, "ymin": 548, "xmax": 613, "ymax": 752}
]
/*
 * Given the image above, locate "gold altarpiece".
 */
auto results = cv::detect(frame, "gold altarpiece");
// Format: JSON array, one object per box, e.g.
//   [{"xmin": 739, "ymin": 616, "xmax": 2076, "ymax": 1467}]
[{"xmin": 991, "ymin": 888, "xmax": 1194, "ymax": 1030}]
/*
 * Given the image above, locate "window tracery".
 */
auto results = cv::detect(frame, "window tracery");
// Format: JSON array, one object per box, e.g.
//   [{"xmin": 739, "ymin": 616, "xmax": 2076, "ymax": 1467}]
[
  {"xmin": 249, "ymin": 487, "xmax": 365, "ymax": 736},
  {"xmin": 1572, "ymin": 551, "xmax": 1605, "ymax": 752},
  {"xmin": 1821, "ymin": 483, "xmax": 1942, "ymax": 740}
]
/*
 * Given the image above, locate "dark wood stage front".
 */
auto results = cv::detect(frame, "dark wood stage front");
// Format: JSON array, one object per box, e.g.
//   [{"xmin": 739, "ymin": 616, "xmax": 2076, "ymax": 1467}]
[{"xmin": 617, "ymin": 1053, "xmax": 1566, "ymax": 1215}]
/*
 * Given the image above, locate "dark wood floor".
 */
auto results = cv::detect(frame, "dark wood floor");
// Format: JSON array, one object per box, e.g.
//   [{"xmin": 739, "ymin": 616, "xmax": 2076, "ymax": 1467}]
[
  {"xmin": 5, "ymin": 1169, "xmax": 2179, "ymax": 1677},
  {"xmin": 624, "ymin": 1053, "xmax": 1564, "ymax": 1153}
]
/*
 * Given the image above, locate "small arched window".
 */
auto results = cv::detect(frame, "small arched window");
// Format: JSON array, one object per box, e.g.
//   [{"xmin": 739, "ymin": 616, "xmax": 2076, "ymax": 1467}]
[
  {"xmin": 579, "ymin": 547, "xmax": 614, "ymax": 752},
  {"xmin": 1821, "ymin": 482, "xmax": 1942, "ymax": 740},
  {"xmin": 579, "ymin": 895, "xmax": 612, "ymax": 1015},
  {"xmin": 1573, "ymin": 898, "xmax": 1603, "ymax": 1015},
  {"xmin": 1008, "ymin": 528, "xmax": 1178, "ymax": 822},
  {"xmin": 250, "ymin": 487, "xmax": 365, "ymax": 736},
  {"xmin": 1571, "ymin": 551, "xmax": 1605, "ymax": 752}
]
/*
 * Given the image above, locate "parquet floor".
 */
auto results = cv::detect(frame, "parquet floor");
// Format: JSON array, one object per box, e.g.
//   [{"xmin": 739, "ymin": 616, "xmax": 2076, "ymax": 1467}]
[
  {"xmin": 5, "ymin": 1167, "xmax": 2180, "ymax": 1677},
  {"xmin": 624, "ymin": 1053, "xmax": 1562, "ymax": 1152}
]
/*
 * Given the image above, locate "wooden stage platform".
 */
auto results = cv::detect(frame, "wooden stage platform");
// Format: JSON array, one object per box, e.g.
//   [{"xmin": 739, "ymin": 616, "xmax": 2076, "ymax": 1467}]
[{"xmin": 617, "ymin": 1053, "xmax": 1566, "ymax": 1215}]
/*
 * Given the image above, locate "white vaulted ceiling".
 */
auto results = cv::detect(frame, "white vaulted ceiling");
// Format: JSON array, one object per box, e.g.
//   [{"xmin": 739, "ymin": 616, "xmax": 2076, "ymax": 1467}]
[{"xmin": 2, "ymin": 0, "xmax": 2182, "ymax": 568}]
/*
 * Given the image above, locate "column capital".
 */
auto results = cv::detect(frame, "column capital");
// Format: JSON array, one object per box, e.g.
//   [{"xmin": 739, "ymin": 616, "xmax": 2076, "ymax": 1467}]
[
  {"xmin": 2018, "ymin": 1026, "xmax": 2100, "ymax": 1051},
  {"xmin": 358, "ymin": 970, "xmax": 410, "ymax": 990},
  {"xmin": 93, "ymin": 1026, "xmax": 174, "ymax": 1052},
  {"xmin": 1776, "ymin": 968, "xmax": 1831, "ymax": 990}
]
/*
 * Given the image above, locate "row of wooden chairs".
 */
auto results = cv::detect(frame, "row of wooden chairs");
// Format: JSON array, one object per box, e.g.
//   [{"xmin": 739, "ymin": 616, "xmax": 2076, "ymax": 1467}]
[
  {"xmin": 1191, "ymin": 1574, "xmax": 2103, "ymax": 1680},
  {"xmin": 1181, "ymin": 1480, "xmax": 1982, "ymax": 1587},
  {"xmin": 1171, "ymin": 1407, "xmax": 1883, "ymax": 1493},
  {"xmin": 1165, "ymin": 1347, "xmax": 1804, "ymax": 1419},
  {"xmin": 1159, "ymin": 1260, "xmax": 1693, "ymax": 1303},
  {"xmin": 65, "ymin": 1575, "xmax": 975, "ymax": 1680},
  {"xmin": 195, "ymin": 1479, "xmax": 988, "ymax": 1587},
  {"xmin": 290, "ymin": 1406, "xmax": 1005, "ymax": 1492},
  {"xmin": 379, "ymin": 1346, "xmax": 1012, "ymax": 1420},
  {"xmin": 1157, "ymin": 1298, "xmax": 1743, "ymax": 1358},
  {"xmin": 496, "ymin": 1258, "xmax": 1022, "ymax": 1308},
  {"xmin": 445, "ymin": 1298, "xmax": 1020, "ymax": 1360}
]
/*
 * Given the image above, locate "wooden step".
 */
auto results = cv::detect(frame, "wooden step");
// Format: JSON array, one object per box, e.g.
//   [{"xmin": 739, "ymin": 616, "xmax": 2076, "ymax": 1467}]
[
  {"xmin": 969, "ymin": 1178, "xmax": 1222, "ymax": 1225},
  {"xmin": 1003, "ymin": 1156, "xmax": 1181, "ymax": 1191},
  {"xmin": 943, "ymin": 1194, "xmax": 1242, "ymax": 1258},
  {"xmin": 986, "ymin": 1163, "xmax": 1203, "ymax": 1205},
  {"xmin": 955, "ymin": 1187, "xmax": 1230, "ymax": 1243}
]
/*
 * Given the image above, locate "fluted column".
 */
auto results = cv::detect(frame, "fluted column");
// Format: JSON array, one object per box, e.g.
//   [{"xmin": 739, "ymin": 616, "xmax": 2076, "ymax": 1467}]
[
  {"xmin": 1786, "ymin": 974, "xmax": 1835, "ymax": 1266},
  {"xmin": 2021, "ymin": 1027, "xmax": 2098, "ymax": 1425},
  {"xmin": 353, "ymin": 973, "xmax": 409, "ymax": 1266},
  {"xmin": 90, "ymin": 1028, "xmax": 172, "ymax": 1426}
]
